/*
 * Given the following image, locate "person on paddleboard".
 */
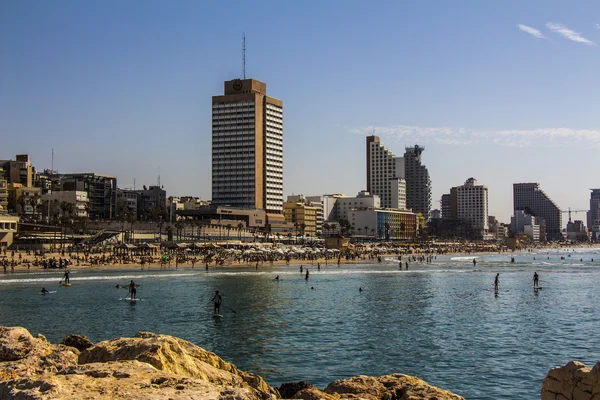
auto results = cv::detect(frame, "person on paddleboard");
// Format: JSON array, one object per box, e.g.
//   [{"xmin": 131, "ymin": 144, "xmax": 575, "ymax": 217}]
[
  {"xmin": 494, "ymin": 273, "xmax": 499, "ymax": 292},
  {"xmin": 41, "ymin": 287, "xmax": 49, "ymax": 294},
  {"xmin": 63, "ymin": 269, "xmax": 70, "ymax": 284},
  {"xmin": 211, "ymin": 290, "xmax": 222, "ymax": 315},
  {"xmin": 128, "ymin": 280, "xmax": 137, "ymax": 299},
  {"xmin": 533, "ymin": 272, "xmax": 539, "ymax": 287}
]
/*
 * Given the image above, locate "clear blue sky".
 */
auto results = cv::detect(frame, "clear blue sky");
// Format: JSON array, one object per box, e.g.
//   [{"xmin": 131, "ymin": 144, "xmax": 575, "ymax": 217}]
[{"xmin": 2, "ymin": 0, "xmax": 599, "ymax": 224}]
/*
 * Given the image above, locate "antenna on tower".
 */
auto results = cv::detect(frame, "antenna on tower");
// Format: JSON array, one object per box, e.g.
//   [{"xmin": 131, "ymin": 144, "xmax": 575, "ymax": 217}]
[
  {"xmin": 242, "ymin": 33, "xmax": 246, "ymax": 79},
  {"xmin": 157, "ymin": 167, "xmax": 161, "ymax": 188},
  {"xmin": 51, "ymin": 148, "xmax": 54, "ymax": 171}
]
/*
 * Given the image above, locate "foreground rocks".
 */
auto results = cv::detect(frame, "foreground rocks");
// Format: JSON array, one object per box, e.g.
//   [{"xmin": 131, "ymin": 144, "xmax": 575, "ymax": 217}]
[
  {"xmin": 0, "ymin": 326, "xmax": 464, "ymax": 399},
  {"xmin": 542, "ymin": 361, "xmax": 600, "ymax": 400}
]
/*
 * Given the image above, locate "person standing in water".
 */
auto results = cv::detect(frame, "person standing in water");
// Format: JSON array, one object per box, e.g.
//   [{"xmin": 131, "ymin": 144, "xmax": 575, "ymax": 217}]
[
  {"xmin": 211, "ymin": 290, "xmax": 222, "ymax": 315},
  {"xmin": 63, "ymin": 269, "xmax": 70, "ymax": 284},
  {"xmin": 494, "ymin": 273, "xmax": 499, "ymax": 292},
  {"xmin": 128, "ymin": 280, "xmax": 137, "ymax": 299},
  {"xmin": 305, "ymin": 269, "xmax": 309, "ymax": 280},
  {"xmin": 533, "ymin": 272, "xmax": 539, "ymax": 287}
]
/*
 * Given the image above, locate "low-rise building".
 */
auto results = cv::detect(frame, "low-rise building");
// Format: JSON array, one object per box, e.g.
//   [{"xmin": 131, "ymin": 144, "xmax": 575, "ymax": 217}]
[
  {"xmin": 283, "ymin": 200, "xmax": 318, "ymax": 237},
  {"xmin": 0, "ymin": 215, "xmax": 19, "ymax": 248},
  {"xmin": 42, "ymin": 191, "xmax": 89, "ymax": 219},
  {"xmin": 336, "ymin": 191, "xmax": 380, "ymax": 222},
  {"xmin": 349, "ymin": 208, "xmax": 417, "ymax": 240}
]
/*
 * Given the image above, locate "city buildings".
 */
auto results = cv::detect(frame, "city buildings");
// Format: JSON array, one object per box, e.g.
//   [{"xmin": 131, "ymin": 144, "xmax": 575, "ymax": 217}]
[
  {"xmin": 212, "ymin": 79, "xmax": 283, "ymax": 213},
  {"xmin": 50, "ymin": 173, "xmax": 117, "ymax": 220},
  {"xmin": 366, "ymin": 136, "xmax": 406, "ymax": 209},
  {"xmin": 404, "ymin": 145, "xmax": 431, "ymax": 217},
  {"xmin": 513, "ymin": 183, "xmax": 562, "ymax": 241},
  {"xmin": 335, "ymin": 191, "xmax": 381, "ymax": 222},
  {"xmin": 0, "ymin": 155, "xmax": 35, "ymax": 187},
  {"xmin": 587, "ymin": 189, "xmax": 600, "ymax": 240},
  {"xmin": 456, "ymin": 178, "xmax": 489, "ymax": 240},
  {"xmin": 283, "ymin": 198, "xmax": 318, "ymax": 237}
]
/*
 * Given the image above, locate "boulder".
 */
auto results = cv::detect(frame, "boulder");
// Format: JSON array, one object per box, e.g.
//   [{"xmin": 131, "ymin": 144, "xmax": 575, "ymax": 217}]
[
  {"xmin": 323, "ymin": 374, "xmax": 465, "ymax": 400},
  {"xmin": 60, "ymin": 334, "xmax": 93, "ymax": 352},
  {"xmin": 542, "ymin": 360, "xmax": 600, "ymax": 400},
  {"xmin": 279, "ymin": 381, "xmax": 316, "ymax": 398}
]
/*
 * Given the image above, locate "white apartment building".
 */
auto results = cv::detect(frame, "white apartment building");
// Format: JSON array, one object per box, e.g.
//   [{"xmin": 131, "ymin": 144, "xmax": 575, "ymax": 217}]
[
  {"xmin": 366, "ymin": 136, "xmax": 407, "ymax": 209},
  {"xmin": 212, "ymin": 79, "xmax": 283, "ymax": 213},
  {"xmin": 335, "ymin": 191, "xmax": 380, "ymax": 222},
  {"xmin": 456, "ymin": 178, "xmax": 488, "ymax": 239}
]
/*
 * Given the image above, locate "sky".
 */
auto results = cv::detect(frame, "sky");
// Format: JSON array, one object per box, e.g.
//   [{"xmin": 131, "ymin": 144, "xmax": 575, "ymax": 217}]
[{"xmin": 1, "ymin": 0, "xmax": 600, "ymax": 224}]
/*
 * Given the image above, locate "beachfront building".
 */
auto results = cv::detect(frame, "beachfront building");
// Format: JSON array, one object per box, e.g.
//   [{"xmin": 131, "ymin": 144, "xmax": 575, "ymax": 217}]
[
  {"xmin": 0, "ymin": 214, "xmax": 19, "ymax": 248},
  {"xmin": 117, "ymin": 189, "xmax": 139, "ymax": 219},
  {"xmin": 42, "ymin": 191, "xmax": 89, "ymax": 219},
  {"xmin": 513, "ymin": 183, "xmax": 562, "ymax": 241},
  {"xmin": 366, "ymin": 136, "xmax": 407, "ymax": 209},
  {"xmin": 283, "ymin": 199, "xmax": 318, "ymax": 237},
  {"xmin": 288, "ymin": 195, "xmax": 323, "ymax": 236},
  {"xmin": 335, "ymin": 191, "xmax": 380, "ymax": 222},
  {"xmin": 0, "ymin": 172, "xmax": 9, "ymax": 215},
  {"xmin": 0, "ymin": 154, "xmax": 35, "ymax": 187},
  {"xmin": 456, "ymin": 178, "xmax": 488, "ymax": 240},
  {"xmin": 212, "ymin": 79, "xmax": 283, "ymax": 214},
  {"xmin": 404, "ymin": 145, "xmax": 431, "ymax": 218},
  {"xmin": 134, "ymin": 186, "xmax": 167, "ymax": 220},
  {"xmin": 588, "ymin": 189, "xmax": 600, "ymax": 240},
  {"xmin": 50, "ymin": 173, "xmax": 117, "ymax": 220},
  {"xmin": 7, "ymin": 184, "xmax": 41, "ymax": 220},
  {"xmin": 349, "ymin": 208, "xmax": 417, "ymax": 240}
]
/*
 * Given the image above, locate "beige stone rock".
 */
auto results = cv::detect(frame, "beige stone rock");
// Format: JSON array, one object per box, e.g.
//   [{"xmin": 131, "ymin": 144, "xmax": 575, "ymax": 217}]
[
  {"xmin": 323, "ymin": 374, "xmax": 465, "ymax": 400},
  {"xmin": 542, "ymin": 361, "xmax": 600, "ymax": 400}
]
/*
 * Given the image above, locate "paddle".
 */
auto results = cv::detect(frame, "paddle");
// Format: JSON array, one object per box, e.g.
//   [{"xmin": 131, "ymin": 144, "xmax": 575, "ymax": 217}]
[{"xmin": 221, "ymin": 305, "xmax": 237, "ymax": 314}]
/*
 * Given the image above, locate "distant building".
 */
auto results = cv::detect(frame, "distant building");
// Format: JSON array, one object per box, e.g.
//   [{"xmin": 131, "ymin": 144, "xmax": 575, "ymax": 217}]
[
  {"xmin": 0, "ymin": 154, "xmax": 35, "ymax": 187},
  {"xmin": 404, "ymin": 145, "xmax": 431, "ymax": 218},
  {"xmin": 212, "ymin": 78, "xmax": 283, "ymax": 213},
  {"xmin": 513, "ymin": 183, "xmax": 562, "ymax": 241},
  {"xmin": 456, "ymin": 178, "xmax": 488, "ymax": 240},
  {"xmin": 566, "ymin": 220, "xmax": 588, "ymax": 241},
  {"xmin": 42, "ymin": 191, "xmax": 89, "ymax": 219},
  {"xmin": 349, "ymin": 208, "xmax": 417, "ymax": 240},
  {"xmin": 0, "ymin": 214, "xmax": 18, "ymax": 248},
  {"xmin": 283, "ymin": 200, "xmax": 318, "ymax": 237},
  {"xmin": 587, "ymin": 189, "xmax": 600, "ymax": 239},
  {"xmin": 335, "ymin": 191, "xmax": 380, "ymax": 222},
  {"xmin": 366, "ymin": 136, "xmax": 407, "ymax": 209},
  {"xmin": 52, "ymin": 173, "xmax": 117, "ymax": 220}
]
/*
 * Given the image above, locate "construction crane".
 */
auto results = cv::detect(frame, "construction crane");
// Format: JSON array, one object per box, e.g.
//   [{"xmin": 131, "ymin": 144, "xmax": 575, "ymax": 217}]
[{"xmin": 560, "ymin": 207, "xmax": 587, "ymax": 223}]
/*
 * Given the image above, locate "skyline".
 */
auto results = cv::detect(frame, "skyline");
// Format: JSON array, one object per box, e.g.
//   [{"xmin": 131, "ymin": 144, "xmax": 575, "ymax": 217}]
[{"xmin": 2, "ymin": 1, "xmax": 600, "ymax": 223}]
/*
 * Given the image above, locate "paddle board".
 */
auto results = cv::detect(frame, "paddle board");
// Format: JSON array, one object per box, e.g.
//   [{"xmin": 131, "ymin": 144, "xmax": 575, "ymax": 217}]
[
  {"xmin": 39, "ymin": 291, "xmax": 57, "ymax": 295},
  {"xmin": 533, "ymin": 286, "xmax": 543, "ymax": 290},
  {"xmin": 213, "ymin": 314, "xmax": 223, "ymax": 318},
  {"xmin": 62, "ymin": 283, "xmax": 72, "ymax": 287},
  {"xmin": 120, "ymin": 298, "xmax": 143, "ymax": 301}
]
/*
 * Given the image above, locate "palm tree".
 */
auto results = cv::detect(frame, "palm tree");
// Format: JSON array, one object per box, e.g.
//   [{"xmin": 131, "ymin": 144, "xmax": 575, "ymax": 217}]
[
  {"xmin": 364, "ymin": 226, "xmax": 369, "ymax": 238},
  {"xmin": 225, "ymin": 224, "xmax": 233, "ymax": 246},
  {"xmin": 400, "ymin": 222, "xmax": 406, "ymax": 240},
  {"xmin": 174, "ymin": 220, "xmax": 183, "ymax": 241},
  {"xmin": 323, "ymin": 223, "xmax": 331, "ymax": 238},
  {"xmin": 237, "ymin": 222, "xmax": 244, "ymax": 241},
  {"xmin": 371, "ymin": 228, "xmax": 375, "ymax": 238},
  {"xmin": 357, "ymin": 227, "xmax": 363, "ymax": 236},
  {"xmin": 300, "ymin": 223, "xmax": 306, "ymax": 236},
  {"xmin": 127, "ymin": 213, "xmax": 136, "ymax": 244}
]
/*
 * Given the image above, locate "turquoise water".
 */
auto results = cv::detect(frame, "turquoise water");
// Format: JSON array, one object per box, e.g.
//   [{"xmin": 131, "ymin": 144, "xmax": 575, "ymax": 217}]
[{"xmin": 2, "ymin": 249, "xmax": 600, "ymax": 399}]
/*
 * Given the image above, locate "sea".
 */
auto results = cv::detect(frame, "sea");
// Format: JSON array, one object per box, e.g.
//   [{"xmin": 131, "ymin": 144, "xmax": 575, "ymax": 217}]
[{"xmin": 1, "ymin": 248, "xmax": 600, "ymax": 400}]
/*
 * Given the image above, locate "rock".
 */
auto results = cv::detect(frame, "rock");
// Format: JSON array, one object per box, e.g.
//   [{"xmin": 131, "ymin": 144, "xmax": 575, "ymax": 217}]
[
  {"xmin": 323, "ymin": 374, "xmax": 465, "ymax": 400},
  {"xmin": 542, "ymin": 360, "xmax": 600, "ymax": 400},
  {"xmin": 60, "ymin": 334, "xmax": 93, "ymax": 352},
  {"xmin": 1, "ymin": 326, "xmax": 466, "ymax": 400},
  {"xmin": 279, "ymin": 381, "xmax": 316, "ymax": 398}
]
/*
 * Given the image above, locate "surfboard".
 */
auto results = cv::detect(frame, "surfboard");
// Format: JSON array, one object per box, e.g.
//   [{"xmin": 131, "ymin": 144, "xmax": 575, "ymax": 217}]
[
  {"xmin": 39, "ymin": 291, "xmax": 57, "ymax": 295},
  {"xmin": 212, "ymin": 314, "xmax": 223, "ymax": 318},
  {"xmin": 62, "ymin": 283, "xmax": 72, "ymax": 287},
  {"xmin": 534, "ymin": 286, "xmax": 543, "ymax": 290},
  {"xmin": 120, "ymin": 298, "xmax": 143, "ymax": 301}
]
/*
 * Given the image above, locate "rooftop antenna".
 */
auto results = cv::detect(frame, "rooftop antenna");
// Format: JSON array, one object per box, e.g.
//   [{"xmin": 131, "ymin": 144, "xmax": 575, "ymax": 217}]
[
  {"xmin": 157, "ymin": 166, "xmax": 161, "ymax": 188},
  {"xmin": 51, "ymin": 148, "xmax": 54, "ymax": 171},
  {"xmin": 242, "ymin": 33, "xmax": 246, "ymax": 79}
]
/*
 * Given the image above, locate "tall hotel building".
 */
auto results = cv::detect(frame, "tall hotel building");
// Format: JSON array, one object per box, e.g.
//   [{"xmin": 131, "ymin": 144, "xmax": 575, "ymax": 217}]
[
  {"xmin": 212, "ymin": 79, "xmax": 283, "ymax": 213},
  {"xmin": 404, "ymin": 145, "xmax": 431, "ymax": 218},
  {"xmin": 513, "ymin": 183, "xmax": 562, "ymax": 241},
  {"xmin": 456, "ymin": 178, "xmax": 488, "ymax": 239},
  {"xmin": 366, "ymin": 136, "xmax": 406, "ymax": 209}
]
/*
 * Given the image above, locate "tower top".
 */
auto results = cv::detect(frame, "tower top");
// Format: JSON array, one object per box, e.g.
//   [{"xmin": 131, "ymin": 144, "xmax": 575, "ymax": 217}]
[{"xmin": 242, "ymin": 33, "xmax": 246, "ymax": 79}]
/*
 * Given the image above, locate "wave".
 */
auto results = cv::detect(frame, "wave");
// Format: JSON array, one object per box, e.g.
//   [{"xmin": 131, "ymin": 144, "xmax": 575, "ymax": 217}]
[{"xmin": 0, "ymin": 272, "xmax": 201, "ymax": 285}]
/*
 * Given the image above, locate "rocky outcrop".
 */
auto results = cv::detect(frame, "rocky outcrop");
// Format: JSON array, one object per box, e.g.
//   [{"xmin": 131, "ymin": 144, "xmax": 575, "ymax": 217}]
[
  {"xmin": 541, "ymin": 361, "xmax": 600, "ymax": 400},
  {"xmin": 0, "ymin": 326, "xmax": 465, "ymax": 400}
]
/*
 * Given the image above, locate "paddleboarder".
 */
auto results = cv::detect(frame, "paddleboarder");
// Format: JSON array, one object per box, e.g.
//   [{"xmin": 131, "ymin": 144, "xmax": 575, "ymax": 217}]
[
  {"xmin": 41, "ymin": 287, "xmax": 49, "ymax": 294},
  {"xmin": 63, "ymin": 269, "xmax": 70, "ymax": 284},
  {"xmin": 211, "ymin": 290, "xmax": 222, "ymax": 315},
  {"xmin": 494, "ymin": 273, "xmax": 499, "ymax": 292},
  {"xmin": 128, "ymin": 280, "xmax": 137, "ymax": 300},
  {"xmin": 533, "ymin": 272, "xmax": 539, "ymax": 287}
]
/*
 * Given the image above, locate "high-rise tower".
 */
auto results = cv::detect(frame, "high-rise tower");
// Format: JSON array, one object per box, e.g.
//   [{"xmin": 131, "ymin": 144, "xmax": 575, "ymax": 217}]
[
  {"xmin": 212, "ymin": 79, "xmax": 283, "ymax": 213},
  {"xmin": 366, "ymin": 136, "xmax": 406, "ymax": 209},
  {"xmin": 513, "ymin": 183, "xmax": 562, "ymax": 241},
  {"xmin": 587, "ymin": 189, "xmax": 600, "ymax": 238},
  {"xmin": 404, "ymin": 145, "xmax": 431, "ymax": 217}
]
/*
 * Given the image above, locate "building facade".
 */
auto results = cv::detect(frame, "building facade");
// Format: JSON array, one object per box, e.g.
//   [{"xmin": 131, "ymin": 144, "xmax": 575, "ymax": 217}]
[
  {"xmin": 212, "ymin": 79, "xmax": 283, "ymax": 213},
  {"xmin": 335, "ymin": 191, "xmax": 381, "ymax": 222},
  {"xmin": 456, "ymin": 178, "xmax": 489, "ymax": 239},
  {"xmin": 404, "ymin": 145, "xmax": 431, "ymax": 218},
  {"xmin": 349, "ymin": 208, "xmax": 417, "ymax": 240},
  {"xmin": 52, "ymin": 173, "xmax": 117, "ymax": 220},
  {"xmin": 283, "ymin": 201, "xmax": 318, "ymax": 237},
  {"xmin": 42, "ymin": 191, "xmax": 89, "ymax": 219},
  {"xmin": 513, "ymin": 183, "xmax": 562, "ymax": 241},
  {"xmin": 366, "ymin": 136, "xmax": 406, "ymax": 209},
  {"xmin": 588, "ymin": 189, "xmax": 600, "ymax": 239}
]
